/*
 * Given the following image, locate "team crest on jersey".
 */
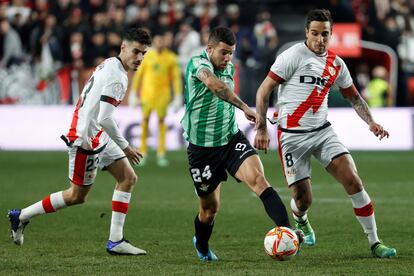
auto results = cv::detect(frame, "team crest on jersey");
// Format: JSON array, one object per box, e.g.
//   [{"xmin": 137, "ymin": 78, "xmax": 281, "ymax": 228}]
[
  {"xmin": 199, "ymin": 183, "xmax": 210, "ymax": 191},
  {"xmin": 112, "ymin": 83, "xmax": 123, "ymax": 97},
  {"xmin": 286, "ymin": 167, "xmax": 296, "ymax": 177},
  {"xmin": 328, "ymin": 66, "xmax": 336, "ymax": 76}
]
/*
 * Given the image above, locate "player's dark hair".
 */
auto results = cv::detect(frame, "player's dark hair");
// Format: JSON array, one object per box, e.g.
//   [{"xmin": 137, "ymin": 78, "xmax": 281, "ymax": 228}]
[
  {"xmin": 122, "ymin": 27, "xmax": 152, "ymax": 46},
  {"xmin": 208, "ymin": 27, "xmax": 236, "ymax": 46},
  {"xmin": 306, "ymin": 9, "xmax": 333, "ymax": 30}
]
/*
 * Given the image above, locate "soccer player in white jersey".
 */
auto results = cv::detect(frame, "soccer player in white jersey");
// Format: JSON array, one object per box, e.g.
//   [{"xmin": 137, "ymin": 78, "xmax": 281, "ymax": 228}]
[
  {"xmin": 254, "ymin": 9, "xmax": 396, "ymax": 258},
  {"xmin": 7, "ymin": 28, "xmax": 151, "ymax": 255}
]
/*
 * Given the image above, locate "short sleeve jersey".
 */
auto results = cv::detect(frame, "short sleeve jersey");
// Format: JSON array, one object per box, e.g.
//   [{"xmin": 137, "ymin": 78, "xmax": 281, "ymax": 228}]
[
  {"xmin": 64, "ymin": 57, "xmax": 128, "ymax": 150},
  {"xmin": 181, "ymin": 50, "xmax": 238, "ymax": 147},
  {"xmin": 269, "ymin": 42, "xmax": 353, "ymax": 130}
]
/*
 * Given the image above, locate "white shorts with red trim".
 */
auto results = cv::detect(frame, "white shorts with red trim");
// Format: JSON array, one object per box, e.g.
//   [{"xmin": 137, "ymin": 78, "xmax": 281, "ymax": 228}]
[
  {"xmin": 277, "ymin": 126, "xmax": 349, "ymax": 186},
  {"xmin": 68, "ymin": 139, "xmax": 125, "ymax": 186}
]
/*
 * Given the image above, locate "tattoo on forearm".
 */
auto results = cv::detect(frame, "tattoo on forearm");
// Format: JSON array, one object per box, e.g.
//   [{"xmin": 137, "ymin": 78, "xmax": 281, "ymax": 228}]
[
  {"xmin": 216, "ymin": 85, "xmax": 244, "ymax": 109},
  {"xmin": 350, "ymin": 94, "xmax": 374, "ymax": 124},
  {"xmin": 198, "ymin": 68, "xmax": 244, "ymax": 109},
  {"xmin": 215, "ymin": 86, "xmax": 230, "ymax": 101},
  {"xmin": 256, "ymin": 97, "xmax": 269, "ymax": 130}
]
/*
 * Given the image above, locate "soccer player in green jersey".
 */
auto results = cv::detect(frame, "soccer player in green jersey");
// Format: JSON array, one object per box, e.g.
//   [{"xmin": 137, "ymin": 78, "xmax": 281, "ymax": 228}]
[{"xmin": 181, "ymin": 27, "xmax": 302, "ymax": 261}]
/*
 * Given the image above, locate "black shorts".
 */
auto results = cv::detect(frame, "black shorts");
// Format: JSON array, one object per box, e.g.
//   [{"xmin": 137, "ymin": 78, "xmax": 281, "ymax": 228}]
[{"xmin": 186, "ymin": 130, "xmax": 257, "ymax": 197}]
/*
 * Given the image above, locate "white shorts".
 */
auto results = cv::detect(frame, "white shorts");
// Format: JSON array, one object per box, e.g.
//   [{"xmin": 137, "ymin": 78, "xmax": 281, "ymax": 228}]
[
  {"xmin": 277, "ymin": 125, "xmax": 349, "ymax": 186},
  {"xmin": 68, "ymin": 139, "xmax": 125, "ymax": 186}
]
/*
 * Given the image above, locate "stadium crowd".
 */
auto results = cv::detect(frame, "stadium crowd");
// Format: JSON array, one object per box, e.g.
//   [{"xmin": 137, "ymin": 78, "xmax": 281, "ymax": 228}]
[{"xmin": 0, "ymin": 0, "xmax": 413, "ymax": 106}]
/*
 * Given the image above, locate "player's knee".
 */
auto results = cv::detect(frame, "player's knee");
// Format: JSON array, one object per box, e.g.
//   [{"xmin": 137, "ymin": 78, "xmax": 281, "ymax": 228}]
[
  {"xmin": 124, "ymin": 172, "xmax": 138, "ymax": 187},
  {"xmin": 295, "ymin": 198, "xmax": 311, "ymax": 211},
  {"xmin": 252, "ymin": 173, "xmax": 269, "ymax": 193},
  {"xmin": 200, "ymin": 207, "xmax": 219, "ymax": 223},
  {"xmin": 345, "ymin": 175, "xmax": 363, "ymax": 194},
  {"xmin": 68, "ymin": 193, "xmax": 87, "ymax": 205}
]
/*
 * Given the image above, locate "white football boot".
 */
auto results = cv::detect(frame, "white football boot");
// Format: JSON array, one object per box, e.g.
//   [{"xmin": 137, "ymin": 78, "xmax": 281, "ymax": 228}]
[{"xmin": 106, "ymin": 238, "xmax": 147, "ymax": 255}]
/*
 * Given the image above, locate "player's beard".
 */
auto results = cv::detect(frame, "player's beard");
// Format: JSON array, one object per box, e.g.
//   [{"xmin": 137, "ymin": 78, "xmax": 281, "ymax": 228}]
[{"xmin": 313, "ymin": 43, "xmax": 326, "ymax": 55}]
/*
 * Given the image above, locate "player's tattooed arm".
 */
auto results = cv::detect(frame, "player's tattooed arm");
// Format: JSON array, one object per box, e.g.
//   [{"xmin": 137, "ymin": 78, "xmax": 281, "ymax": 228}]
[
  {"xmin": 256, "ymin": 94, "xmax": 269, "ymax": 131},
  {"xmin": 349, "ymin": 93, "xmax": 375, "ymax": 124},
  {"xmin": 197, "ymin": 67, "xmax": 246, "ymax": 110},
  {"xmin": 254, "ymin": 76, "xmax": 279, "ymax": 152},
  {"xmin": 256, "ymin": 76, "xmax": 279, "ymax": 130},
  {"xmin": 349, "ymin": 93, "xmax": 389, "ymax": 140}
]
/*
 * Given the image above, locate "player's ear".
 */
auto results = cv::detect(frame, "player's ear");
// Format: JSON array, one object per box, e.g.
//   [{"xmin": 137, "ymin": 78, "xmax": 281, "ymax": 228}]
[
  {"xmin": 120, "ymin": 41, "xmax": 126, "ymax": 51},
  {"xmin": 206, "ymin": 44, "xmax": 213, "ymax": 55}
]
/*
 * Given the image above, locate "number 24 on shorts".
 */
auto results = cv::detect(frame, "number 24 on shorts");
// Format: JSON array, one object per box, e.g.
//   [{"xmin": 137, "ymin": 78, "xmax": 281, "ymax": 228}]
[{"xmin": 191, "ymin": 166, "xmax": 212, "ymax": 183}]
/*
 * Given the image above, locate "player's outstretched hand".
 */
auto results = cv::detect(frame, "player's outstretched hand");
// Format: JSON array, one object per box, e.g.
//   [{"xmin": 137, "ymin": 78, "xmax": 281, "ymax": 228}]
[
  {"xmin": 242, "ymin": 106, "xmax": 256, "ymax": 124},
  {"xmin": 369, "ymin": 122, "xmax": 389, "ymax": 140},
  {"xmin": 254, "ymin": 128, "xmax": 270, "ymax": 154},
  {"xmin": 123, "ymin": 145, "xmax": 143, "ymax": 166}
]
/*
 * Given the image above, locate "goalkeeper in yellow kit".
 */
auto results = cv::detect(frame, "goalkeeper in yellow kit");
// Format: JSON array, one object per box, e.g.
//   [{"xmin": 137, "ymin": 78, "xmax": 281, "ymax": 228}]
[{"xmin": 129, "ymin": 31, "xmax": 182, "ymax": 166}]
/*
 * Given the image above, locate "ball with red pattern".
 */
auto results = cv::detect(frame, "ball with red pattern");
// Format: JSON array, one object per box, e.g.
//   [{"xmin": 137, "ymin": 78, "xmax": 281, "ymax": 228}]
[{"xmin": 264, "ymin": 226, "xmax": 299, "ymax": 261}]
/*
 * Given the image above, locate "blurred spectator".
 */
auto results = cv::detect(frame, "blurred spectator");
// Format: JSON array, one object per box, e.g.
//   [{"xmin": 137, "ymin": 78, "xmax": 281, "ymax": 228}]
[
  {"xmin": 254, "ymin": 9, "xmax": 278, "ymax": 76},
  {"xmin": 190, "ymin": 27, "xmax": 209, "ymax": 57},
  {"xmin": 193, "ymin": 0, "xmax": 218, "ymax": 31},
  {"xmin": 396, "ymin": 0, "xmax": 414, "ymax": 72},
  {"xmin": 9, "ymin": 10, "xmax": 32, "ymax": 52},
  {"xmin": 127, "ymin": 6, "xmax": 154, "ymax": 31},
  {"xmin": 381, "ymin": 14, "xmax": 401, "ymax": 51},
  {"xmin": 154, "ymin": 11, "xmax": 171, "ymax": 34},
  {"xmin": 125, "ymin": 0, "xmax": 147, "ymax": 25},
  {"xmin": 355, "ymin": 62, "xmax": 371, "ymax": 92},
  {"xmin": 363, "ymin": 66, "xmax": 391, "ymax": 107},
  {"xmin": 85, "ymin": 31, "xmax": 108, "ymax": 67},
  {"xmin": 163, "ymin": 29, "xmax": 176, "ymax": 52},
  {"xmin": 64, "ymin": 7, "xmax": 90, "ymax": 37},
  {"xmin": 147, "ymin": 0, "xmax": 160, "ymax": 17},
  {"xmin": 30, "ymin": 14, "xmax": 64, "ymax": 65},
  {"xmin": 69, "ymin": 31, "xmax": 84, "ymax": 70},
  {"xmin": 176, "ymin": 21, "xmax": 200, "ymax": 75},
  {"xmin": 254, "ymin": 10, "xmax": 277, "ymax": 51},
  {"xmin": 6, "ymin": 0, "xmax": 31, "ymax": 25},
  {"xmin": 225, "ymin": 3, "xmax": 241, "ymax": 33},
  {"xmin": 107, "ymin": 31, "xmax": 122, "ymax": 57},
  {"xmin": 6, "ymin": 0, "xmax": 32, "ymax": 47},
  {"xmin": 49, "ymin": 0, "xmax": 72, "ymax": 26},
  {"xmin": 0, "ymin": 17, "xmax": 23, "ymax": 68},
  {"xmin": 108, "ymin": 6, "xmax": 125, "ymax": 32},
  {"xmin": 91, "ymin": 10, "xmax": 109, "ymax": 33}
]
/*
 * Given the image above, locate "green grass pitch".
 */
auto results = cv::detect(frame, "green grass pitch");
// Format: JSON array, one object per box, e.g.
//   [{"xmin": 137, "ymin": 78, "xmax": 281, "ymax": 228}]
[{"xmin": 1, "ymin": 150, "xmax": 413, "ymax": 275}]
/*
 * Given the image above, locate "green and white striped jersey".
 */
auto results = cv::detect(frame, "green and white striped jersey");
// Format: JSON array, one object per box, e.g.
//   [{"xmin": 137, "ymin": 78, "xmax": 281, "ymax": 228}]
[{"xmin": 181, "ymin": 50, "xmax": 238, "ymax": 147}]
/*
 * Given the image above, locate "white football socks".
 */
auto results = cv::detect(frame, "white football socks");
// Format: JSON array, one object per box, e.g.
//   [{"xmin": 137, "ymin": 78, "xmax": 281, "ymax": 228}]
[
  {"xmin": 19, "ymin": 191, "xmax": 66, "ymax": 222},
  {"xmin": 109, "ymin": 190, "xmax": 131, "ymax": 242},
  {"xmin": 350, "ymin": 189, "xmax": 379, "ymax": 245},
  {"xmin": 290, "ymin": 198, "xmax": 308, "ymax": 223}
]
